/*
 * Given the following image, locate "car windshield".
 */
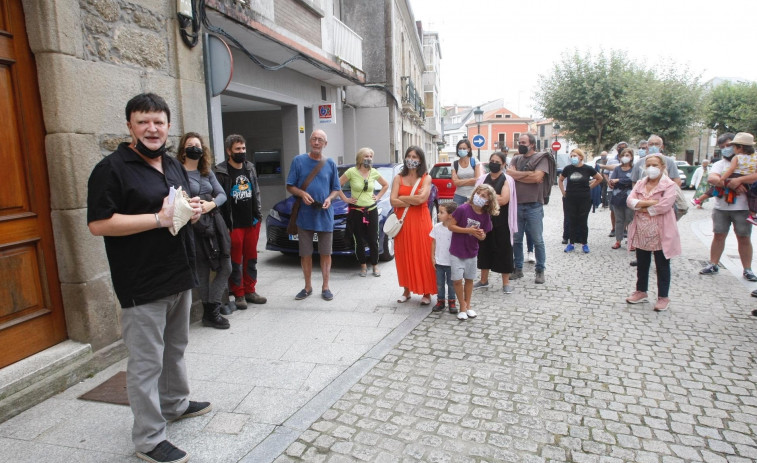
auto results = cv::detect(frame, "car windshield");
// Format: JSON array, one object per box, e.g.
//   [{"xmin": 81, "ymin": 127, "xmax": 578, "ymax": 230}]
[{"xmin": 430, "ymin": 165, "xmax": 451, "ymax": 179}]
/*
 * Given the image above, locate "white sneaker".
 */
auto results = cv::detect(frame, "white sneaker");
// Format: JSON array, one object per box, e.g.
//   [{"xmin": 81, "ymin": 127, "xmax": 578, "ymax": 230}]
[
  {"xmin": 457, "ymin": 311, "xmax": 468, "ymax": 320},
  {"xmin": 466, "ymin": 309, "xmax": 477, "ymax": 319},
  {"xmin": 526, "ymin": 252, "xmax": 535, "ymax": 263}
]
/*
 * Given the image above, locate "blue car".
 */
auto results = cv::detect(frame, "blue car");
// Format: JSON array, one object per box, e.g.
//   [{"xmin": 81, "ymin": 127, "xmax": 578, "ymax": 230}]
[{"xmin": 265, "ymin": 164, "xmax": 438, "ymax": 261}]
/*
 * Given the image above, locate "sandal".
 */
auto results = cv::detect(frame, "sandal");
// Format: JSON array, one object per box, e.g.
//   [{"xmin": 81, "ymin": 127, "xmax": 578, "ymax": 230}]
[
  {"xmin": 372, "ymin": 268, "xmax": 381, "ymax": 277},
  {"xmin": 397, "ymin": 294, "xmax": 411, "ymax": 303},
  {"xmin": 612, "ymin": 242, "xmax": 621, "ymax": 249},
  {"xmin": 358, "ymin": 268, "xmax": 367, "ymax": 277},
  {"xmin": 420, "ymin": 295, "xmax": 431, "ymax": 306}
]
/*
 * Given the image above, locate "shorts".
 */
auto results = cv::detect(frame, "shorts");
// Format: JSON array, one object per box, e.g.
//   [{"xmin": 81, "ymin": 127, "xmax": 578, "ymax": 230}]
[
  {"xmin": 712, "ymin": 209, "xmax": 751, "ymax": 237},
  {"xmin": 450, "ymin": 254, "xmax": 477, "ymax": 281},
  {"xmin": 297, "ymin": 227, "xmax": 333, "ymax": 256}
]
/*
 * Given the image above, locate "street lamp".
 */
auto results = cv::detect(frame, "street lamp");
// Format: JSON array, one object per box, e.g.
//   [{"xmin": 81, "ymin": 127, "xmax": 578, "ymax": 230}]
[
  {"xmin": 553, "ymin": 122, "xmax": 561, "ymax": 152},
  {"xmin": 474, "ymin": 106, "xmax": 484, "ymax": 160}
]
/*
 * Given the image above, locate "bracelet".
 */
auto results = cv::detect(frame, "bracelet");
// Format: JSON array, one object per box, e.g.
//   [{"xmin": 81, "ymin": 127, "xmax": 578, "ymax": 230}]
[{"xmin": 154, "ymin": 213, "xmax": 161, "ymax": 228}]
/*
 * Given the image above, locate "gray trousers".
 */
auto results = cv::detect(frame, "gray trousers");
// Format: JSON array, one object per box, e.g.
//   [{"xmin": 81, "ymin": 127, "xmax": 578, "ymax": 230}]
[
  {"xmin": 122, "ymin": 290, "xmax": 192, "ymax": 452},
  {"xmin": 196, "ymin": 254, "xmax": 231, "ymax": 304},
  {"xmin": 614, "ymin": 204, "xmax": 634, "ymax": 239}
]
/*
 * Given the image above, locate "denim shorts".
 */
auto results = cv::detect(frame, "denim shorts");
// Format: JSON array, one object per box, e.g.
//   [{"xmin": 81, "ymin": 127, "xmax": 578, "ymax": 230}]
[{"xmin": 450, "ymin": 254, "xmax": 477, "ymax": 281}]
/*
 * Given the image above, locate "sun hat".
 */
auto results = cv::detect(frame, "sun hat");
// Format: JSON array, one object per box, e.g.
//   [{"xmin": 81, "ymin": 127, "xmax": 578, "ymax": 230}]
[{"xmin": 730, "ymin": 132, "xmax": 755, "ymax": 146}]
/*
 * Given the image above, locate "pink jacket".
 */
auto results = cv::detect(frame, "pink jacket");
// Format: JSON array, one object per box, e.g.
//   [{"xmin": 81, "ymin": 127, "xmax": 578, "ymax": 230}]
[{"xmin": 626, "ymin": 175, "xmax": 681, "ymax": 259}]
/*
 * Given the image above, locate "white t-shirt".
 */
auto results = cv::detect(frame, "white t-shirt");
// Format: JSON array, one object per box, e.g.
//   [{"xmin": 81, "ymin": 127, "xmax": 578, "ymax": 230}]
[
  {"xmin": 454, "ymin": 160, "xmax": 476, "ymax": 199},
  {"xmin": 429, "ymin": 222, "xmax": 453, "ymax": 265},
  {"xmin": 711, "ymin": 159, "xmax": 748, "ymax": 211}
]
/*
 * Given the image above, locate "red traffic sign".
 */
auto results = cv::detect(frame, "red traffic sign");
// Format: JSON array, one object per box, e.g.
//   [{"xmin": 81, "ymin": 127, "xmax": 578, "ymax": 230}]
[{"xmin": 551, "ymin": 141, "xmax": 562, "ymax": 151}]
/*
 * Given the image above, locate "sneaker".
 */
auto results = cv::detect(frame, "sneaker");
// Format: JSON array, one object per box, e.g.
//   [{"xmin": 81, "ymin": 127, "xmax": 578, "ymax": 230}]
[
  {"xmin": 582, "ymin": 244, "xmax": 590, "ymax": 253},
  {"xmin": 432, "ymin": 301, "xmax": 445, "ymax": 312},
  {"xmin": 466, "ymin": 309, "xmax": 477, "ymax": 319},
  {"xmin": 503, "ymin": 285, "xmax": 513, "ymax": 294},
  {"xmin": 245, "ymin": 292, "xmax": 267, "ymax": 304},
  {"xmin": 448, "ymin": 299, "xmax": 458, "ymax": 314},
  {"xmin": 526, "ymin": 252, "xmax": 536, "ymax": 263},
  {"xmin": 752, "ymin": 289, "xmax": 757, "ymax": 298},
  {"xmin": 174, "ymin": 401, "xmax": 212, "ymax": 421},
  {"xmin": 654, "ymin": 297, "xmax": 670, "ymax": 311},
  {"xmin": 699, "ymin": 264, "xmax": 719, "ymax": 275},
  {"xmin": 630, "ymin": 260, "xmax": 638, "ymax": 267},
  {"xmin": 234, "ymin": 296, "xmax": 248, "ymax": 310},
  {"xmin": 510, "ymin": 268, "xmax": 524, "ymax": 280},
  {"xmin": 473, "ymin": 280, "xmax": 489, "ymax": 289},
  {"xmin": 608, "ymin": 230, "xmax": 616, "ymax": 237},
  {"xmin": 626, "ymin": 291, "xmax": 649, "ymax": 304},
  {"xmin": 748, "ymin": 215, "xmax": 757, "ymax": 226},
  {"xmin": 137, "ymin": 440, "xmax": 188, "ymax": 463},
  {"xmin": 744, "ymin": 269, "xmax": 757, "ymax": 281},
  {"xmin": 535, "ymin": 271, "xmax": 545, "ymax": 284},
  {"xmin": 457, "ymin": 311, "xmax": 468, "ymax": 320},
  {"xmin": 691, "ymin": 198, "xmax": 700, "ymax": 206},
  {"xmin": 564, "ymin": 244, "xmax": 574, "ymax": 252}
]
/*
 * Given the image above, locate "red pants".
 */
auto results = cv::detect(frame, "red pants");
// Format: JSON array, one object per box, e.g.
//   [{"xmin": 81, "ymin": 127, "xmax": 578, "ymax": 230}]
[{"xmin": 229, "ymin": 224, "xmax": 261, "ymax": 297}]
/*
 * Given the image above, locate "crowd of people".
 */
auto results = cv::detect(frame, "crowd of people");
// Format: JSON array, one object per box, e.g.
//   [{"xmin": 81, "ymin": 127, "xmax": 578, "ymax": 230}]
[{"xmin": 87, "ymin": 92, "xmax": 757, "ymax": 463}]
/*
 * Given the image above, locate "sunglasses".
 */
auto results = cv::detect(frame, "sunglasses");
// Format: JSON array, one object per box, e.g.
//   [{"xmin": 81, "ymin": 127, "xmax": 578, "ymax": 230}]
[{"xmin": 363, "ymin": 179, "xmax": 369, "ymax": 192}]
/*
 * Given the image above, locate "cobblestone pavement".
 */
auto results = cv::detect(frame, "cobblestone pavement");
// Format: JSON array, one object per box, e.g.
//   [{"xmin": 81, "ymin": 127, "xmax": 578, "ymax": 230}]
[{"xmin": 275, "ymin": 193, "xmax": 757, "ymax": 463}]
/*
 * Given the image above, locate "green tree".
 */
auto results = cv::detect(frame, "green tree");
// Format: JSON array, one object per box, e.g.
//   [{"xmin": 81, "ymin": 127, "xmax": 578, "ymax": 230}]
[{"xmin": 705, "ymin": 81, "xmax": 757, "ymax": 135}]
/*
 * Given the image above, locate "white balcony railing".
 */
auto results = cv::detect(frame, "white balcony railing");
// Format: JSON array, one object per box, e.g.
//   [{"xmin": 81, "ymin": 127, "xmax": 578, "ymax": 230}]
[{"xmin": 332, "ymin": 17, "xmax": 363, "ymax": 70}]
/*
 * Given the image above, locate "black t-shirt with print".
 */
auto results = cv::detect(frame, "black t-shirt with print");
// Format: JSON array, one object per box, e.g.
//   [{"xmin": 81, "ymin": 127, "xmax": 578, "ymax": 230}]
[
  {"xmin": 228, "ymin": 165, "xmax": 255, "ymax": 228},
  {"xmin": 562, "ymin": 164, "xmax": 597, "ymax": 197}
]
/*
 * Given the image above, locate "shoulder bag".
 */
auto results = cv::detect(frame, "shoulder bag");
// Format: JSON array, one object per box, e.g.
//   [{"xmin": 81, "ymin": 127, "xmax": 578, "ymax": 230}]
[
  {"xmin": 287, "ymin": 159, "xmax": 326, "ymax": 235},
  {"xmin": 383, "ymin": 176, "xmax": 422, "ymax": 239}
]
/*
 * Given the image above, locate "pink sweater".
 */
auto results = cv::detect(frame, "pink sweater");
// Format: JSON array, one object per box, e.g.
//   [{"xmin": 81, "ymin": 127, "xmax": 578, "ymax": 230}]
[{"xmin": 626, "ymin": 175, "xmax": 681, "ymax": 259}]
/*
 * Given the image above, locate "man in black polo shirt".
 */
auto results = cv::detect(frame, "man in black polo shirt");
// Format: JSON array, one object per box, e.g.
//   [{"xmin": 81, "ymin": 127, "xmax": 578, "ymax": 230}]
[{"xmin": 88, "ymin": 93, "xmax": 209, "ymax": 463}]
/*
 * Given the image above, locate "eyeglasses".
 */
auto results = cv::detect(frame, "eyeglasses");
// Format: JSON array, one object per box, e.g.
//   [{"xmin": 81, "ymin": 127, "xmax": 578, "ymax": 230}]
[{"xmin": 310, "ymin": 137, "xmax": 326, "ymax": 143}]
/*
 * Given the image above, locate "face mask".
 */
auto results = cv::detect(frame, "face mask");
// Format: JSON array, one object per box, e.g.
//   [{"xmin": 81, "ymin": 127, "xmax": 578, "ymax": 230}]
[
  {"xmin": 488, "ymin": 162, "xmax": 502, "ymax": 173},
  {"xmin": 518, "ymin": 145, "xmax": 528, "ymax": 155},
  {"xmin": 405, "ymin": 158, "xmax": 421, "ymax": 169},
  {"xmin": 638, "ymin": 149, "xmax": 647, "ymax": 157},
  {"xmin": 621, "ymin": 156, "xmax": 631, "ymax": 164},
  {"xmin": 472, "ymin": 194, "xmax": 487, "ymax": 208},
  {"xmin": 570, "ymin": 157, "xmax": 579, "ymax": 165},
  {"xmin": 135, "ymin": 140, "xmax": 167, "ymax": 159},
  {"xmin": 362, "ymin": 159, "xmax": 372, "ymax": 168},
  {"xmin": 646, "ymin": 166, "xmax": 661, "ymax": 179},
  {"xmin": 457, "ymin": 149, "xmax": 469, "ymax": 157},
  {"xmin": 231, "ymin": 152, "xmax": 246, "ymax": 164},
  {"xmin": 721, "ymin": 146, "xmax": 734, "ymax": 160},
  {"xmin": 647, "ymin": 145, "xmax": 661, "ymax": 155},
  {"xmin": 185, "ymin": 146, "xmax": 203, "ymax": 160}
]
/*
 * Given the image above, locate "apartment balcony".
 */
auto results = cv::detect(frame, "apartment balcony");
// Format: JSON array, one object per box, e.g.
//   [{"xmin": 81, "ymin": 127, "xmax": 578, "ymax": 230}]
[
  {"xmin": 332, "ymin": 17, "xmax": 363, "ymax": 70},
  {"xmin": 401, "ymin": 77, "xmax": 426, "ymax": 123}
]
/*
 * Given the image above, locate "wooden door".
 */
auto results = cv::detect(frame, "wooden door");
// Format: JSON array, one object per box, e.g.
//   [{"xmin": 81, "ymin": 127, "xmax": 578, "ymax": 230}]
[{"xmin": 0, "ymin": 0, "xmax": 66, "ymax": 368}]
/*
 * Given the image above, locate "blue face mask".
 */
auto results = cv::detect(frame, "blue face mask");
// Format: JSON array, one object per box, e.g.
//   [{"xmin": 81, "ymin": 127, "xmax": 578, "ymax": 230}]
[
  {"xmin": 638, "ymin": 149, "xmax": 647, "ymax": 157},
  {"xmin": 570, "ymin": 157, "xmax": 579, "ymax": 165},
  {"xmin": 721, "ymin": 146, "xmax": 734, "ymax": 159},
  {"xmin": 647, "ymin": 146, "xmax": 661, "ymax": 155},
  {"xmin": 457, "ymin": 149, "xmax": 469, "ymax": 157}
]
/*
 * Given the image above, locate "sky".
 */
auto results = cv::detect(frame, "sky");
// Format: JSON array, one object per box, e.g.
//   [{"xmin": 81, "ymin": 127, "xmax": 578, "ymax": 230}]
[{"xmin": 409, "ymin": 0, "xmax": 757, "ymax": 118}]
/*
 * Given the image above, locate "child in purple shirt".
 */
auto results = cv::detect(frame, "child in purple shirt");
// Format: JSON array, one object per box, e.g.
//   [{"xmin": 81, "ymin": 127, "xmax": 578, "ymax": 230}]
[{"xmin": 448, "ymin": 184, "xmax": 499, "ymax": 320}]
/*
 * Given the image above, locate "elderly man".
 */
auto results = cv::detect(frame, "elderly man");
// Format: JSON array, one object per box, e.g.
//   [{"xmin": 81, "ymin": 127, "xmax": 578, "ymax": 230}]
[
  {"xmin": 88, "ymin": 93, "xmax": 209, "ymax": 463},
  {"xmin": 286, "ymin": 130, "xmax": 342, "ymax": 300},
  {"xmin": 507, "ymin": 133, "xmax": 549, "ymax": 284},
  {"xmin": 631, "ymin": 135, "xmax": 681, "ymax": 186},
  {"xmin": 701, "ymin": 132, "xmax": 757, "ymax": 288}
]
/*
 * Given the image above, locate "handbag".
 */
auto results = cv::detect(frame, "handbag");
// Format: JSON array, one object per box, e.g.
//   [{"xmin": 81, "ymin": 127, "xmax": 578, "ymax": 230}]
[
  {"xmin": 673, "ymin": 184, "xmax": 689, "ymax": 221},
  {"xmin": 383, "ymin": 177, "xmax": 422, "ymax": 239},
  {"xmin": 287, "ymin": 159, "xmax": 326, "ymax": 235}
]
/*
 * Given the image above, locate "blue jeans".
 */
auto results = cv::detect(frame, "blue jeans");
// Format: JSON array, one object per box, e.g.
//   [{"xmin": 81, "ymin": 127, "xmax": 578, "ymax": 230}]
[
  {"xmin": 513, "ymin": 202, "xmax": 546, "ymax": 271},
  {"xmin": 435, "ymin": 264, "xmax": 454, "ymax": 300}
]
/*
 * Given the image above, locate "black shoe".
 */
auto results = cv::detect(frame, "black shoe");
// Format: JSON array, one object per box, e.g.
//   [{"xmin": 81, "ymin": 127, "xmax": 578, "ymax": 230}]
[
  {"xmin": 630, "ymin": 260, "xmax": 638, "ymax": 267},
  {"xmin": 752, "ymin": 309, "xmax": 757, "ymax": 316},
  {"xmin": 174, "ymin": 401, "xmax": 212, "ymax": 421},
  {"xmin": 201, "ymin": 303, "xmax": 229, "ymax": 329},
  {"xmin": 561, "ymin": 238, "xmax": 568, "ymax": 244},
  {"xmin": 137, "ymin": 440, "xmax": 188, "ymax": 463},
  {"xmin": 751, "ymin": 289, "xmax": 757, "ymax": 298},
  {"xmin": 432, "ymin": 301, "xmax": 445, "ymax": 312}
]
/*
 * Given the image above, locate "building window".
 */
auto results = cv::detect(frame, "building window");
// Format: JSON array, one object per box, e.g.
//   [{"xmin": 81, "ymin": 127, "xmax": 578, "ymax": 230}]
[
  {"xmin": 505, "ymin": 114, "xmax": 511, "ymax": 118},
  {"xmin": 498, "ymin": 133, "xmax": 506, "ymax": 149},
  {"xmin": 539, "ymin": 125, "xmax": 545, "ymax": 137},
  {"xmin": 253, "ymin": 150, "xmax": 282, "ymax": 179},
  {"xmin": 513, "ymin": 132, "xmax": 521, "ymax": 148}
]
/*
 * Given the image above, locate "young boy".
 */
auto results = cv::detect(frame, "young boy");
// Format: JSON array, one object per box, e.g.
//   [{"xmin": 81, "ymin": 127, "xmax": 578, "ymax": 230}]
[
  {"xmin": 448, "ymin": 184, "xmax": 498, "ymax": 321},
  {"xmin": 430, "ymin": 202, "xmax": 457, "ymax": 313}
]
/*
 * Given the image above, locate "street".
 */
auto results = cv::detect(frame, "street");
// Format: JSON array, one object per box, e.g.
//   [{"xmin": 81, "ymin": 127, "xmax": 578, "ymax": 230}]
[{"xmin": 2, "ymin": 188, "xmax": 756, "ymax": 462}]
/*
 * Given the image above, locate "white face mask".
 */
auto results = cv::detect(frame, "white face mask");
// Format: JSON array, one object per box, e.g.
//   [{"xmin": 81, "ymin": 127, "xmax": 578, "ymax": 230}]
[
  {"xmin": 472, "ymin": 194, "xmax": 487, "ymax": 208},
  {"xmin": 621, "ymin": 156, "xmax": 631, "ymax": 164},
  {"xmin": 646, "ymin": 166, "xmax": 661, "ymax": 179}
]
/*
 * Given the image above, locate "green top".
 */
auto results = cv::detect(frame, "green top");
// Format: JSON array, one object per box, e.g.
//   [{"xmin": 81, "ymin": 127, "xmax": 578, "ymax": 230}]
[{"xmin": 344, "ymin": 166, "xmax": 382, "ymax": 207}]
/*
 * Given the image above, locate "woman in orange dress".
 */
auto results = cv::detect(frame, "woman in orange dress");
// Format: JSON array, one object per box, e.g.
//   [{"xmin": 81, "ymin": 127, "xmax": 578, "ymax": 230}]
[{"xmin": 391, "ymin": 146, "xmax": 437, "ymax": 305}]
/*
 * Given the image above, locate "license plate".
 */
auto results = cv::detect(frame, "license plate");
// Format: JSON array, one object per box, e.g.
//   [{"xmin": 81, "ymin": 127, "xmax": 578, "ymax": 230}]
[{"xmin": 289, "ymin": 233, "xmax": 318, "ymax": 242}]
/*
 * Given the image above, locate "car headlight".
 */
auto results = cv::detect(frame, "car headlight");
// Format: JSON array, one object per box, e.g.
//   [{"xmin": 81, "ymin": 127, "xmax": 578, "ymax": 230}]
[{"xmin": 269, "ymin": 210, "xmax": 281, "ymax": 221}]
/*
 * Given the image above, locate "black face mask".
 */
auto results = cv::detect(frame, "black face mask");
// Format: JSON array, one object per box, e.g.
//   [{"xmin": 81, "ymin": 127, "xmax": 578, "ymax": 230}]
[
  {"xmin": 135, "ymin": 140, "xmax": 167, "ymax": 159},
  {"xmin": 231, "ymin": 153, "xmax": 246, "ymax": 164},
  {"xmin": 488, "ymin": 162, "xmax": 502, "ymax": 173},
  {"xmin": 185, "ymin": 146, "xmax": 203, "ymax": 160},
  {"xmin": 517, "ymin": 145, "xmax": 529, "ymax": 155}
]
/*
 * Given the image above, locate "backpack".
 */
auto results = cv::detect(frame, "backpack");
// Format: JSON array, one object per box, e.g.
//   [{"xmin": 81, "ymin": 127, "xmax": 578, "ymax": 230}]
[
  {"xmin": 513, "ymin": 151, "xmax": 557, "ymax": 204},
  {"xmin": 453, "ymin": 157, "xmax": 476, "ymax": 173}
]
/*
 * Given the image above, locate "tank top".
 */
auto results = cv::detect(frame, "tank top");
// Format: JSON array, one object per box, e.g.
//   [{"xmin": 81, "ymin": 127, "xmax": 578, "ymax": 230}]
[{"xmin": 455, "ymin": 160, "xmax": 475, "ymax": 198}]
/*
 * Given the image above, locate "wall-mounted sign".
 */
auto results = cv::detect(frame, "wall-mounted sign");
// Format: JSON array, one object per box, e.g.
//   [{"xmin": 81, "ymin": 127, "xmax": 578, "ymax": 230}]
[
  {"xmin": 299, "ymin": 126, "xmax": 305, "ymax": 133},
  {"xmin": 318, "ymin": 104, "xmax": 336, "ymax": 125}
]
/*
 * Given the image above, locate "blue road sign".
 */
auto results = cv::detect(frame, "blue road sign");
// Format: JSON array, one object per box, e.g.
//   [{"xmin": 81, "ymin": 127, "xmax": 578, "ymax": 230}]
[{"xmin": 472, "ymin": 134, "xmax": 486, "ymax": 148}]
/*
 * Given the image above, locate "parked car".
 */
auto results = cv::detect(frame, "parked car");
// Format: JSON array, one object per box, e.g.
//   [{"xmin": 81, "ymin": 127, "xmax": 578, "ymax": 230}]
[
  {"xmin": 675, "ymin": 160, "xmax": 697, "ymax": 188},
  {"xmin": 265, "ymin": 164, "xmax": 438, "ymax": 261},
  {"xmin": 430, "ymin": 161, "xmax": 489, "ymax": 201}
]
